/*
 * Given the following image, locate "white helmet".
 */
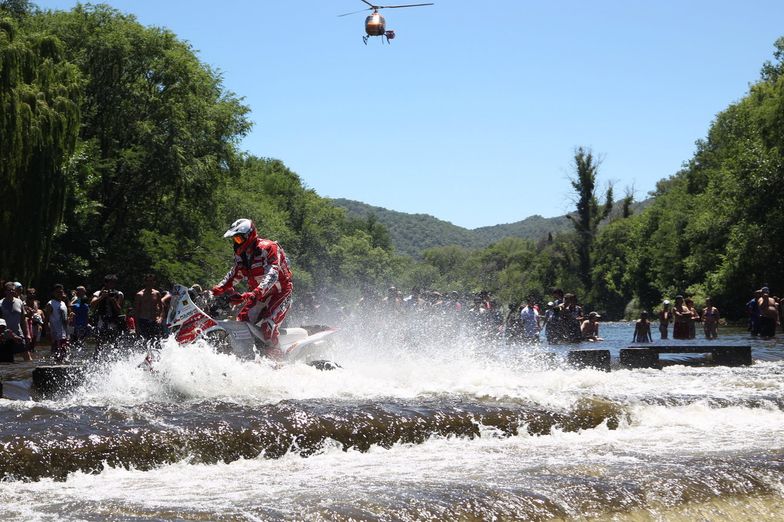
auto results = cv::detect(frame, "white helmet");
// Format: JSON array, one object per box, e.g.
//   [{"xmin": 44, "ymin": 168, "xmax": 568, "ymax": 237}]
[{"xmin": 223, "ymin": 218, "xmax": 257, "ymax": 253}]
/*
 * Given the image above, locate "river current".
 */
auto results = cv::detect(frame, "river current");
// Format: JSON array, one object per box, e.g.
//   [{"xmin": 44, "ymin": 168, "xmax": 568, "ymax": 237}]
[{"xmin": 1, "ymin": 313, "xmax": 782, "ymax": 521}]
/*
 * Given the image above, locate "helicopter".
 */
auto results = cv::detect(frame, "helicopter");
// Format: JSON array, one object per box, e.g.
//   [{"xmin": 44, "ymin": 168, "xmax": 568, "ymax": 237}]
[{"xmin": 339, "ymin": 0, "xmax": 434, "ymax": 44}]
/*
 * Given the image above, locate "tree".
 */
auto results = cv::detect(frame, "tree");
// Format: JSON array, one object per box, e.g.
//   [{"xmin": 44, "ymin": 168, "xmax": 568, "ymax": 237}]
[
  {"xmin": 33, "ymin": 5, "xmax": 251, "ymax": 288},
  {"xmin": 591, "ymin": 219, "xmax": 635, "ymax": 317},
  {"xmin": 0, "ymin": 17, "xmax": 81, "ymax": 283},
  {"xmin": 0, "ymin": 0, "xmax": 33, "ymax": 19},
  {"xmin": 566, "ymin": 147, "xmax": 613, "ymax": 292}
]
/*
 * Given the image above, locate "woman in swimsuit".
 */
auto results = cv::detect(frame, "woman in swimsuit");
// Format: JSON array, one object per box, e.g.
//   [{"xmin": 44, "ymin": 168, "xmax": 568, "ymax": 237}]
[
  {"xmin": 701, "ymin": 297, "xmax": 719, "ymax": 340},
  {"xmin": 633, "ymin": 311, "xmax": 653, "ymax": 343}
]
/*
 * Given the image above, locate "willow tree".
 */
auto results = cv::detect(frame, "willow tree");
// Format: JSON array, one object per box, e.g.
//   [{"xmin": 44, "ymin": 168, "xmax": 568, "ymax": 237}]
[
  {"xmin": 566, "ymin": 147, "xmax": 613, "ymax": 293},
  {"xmin": 0, "ymin": 17, "xmax": 81, "ymax": 283}
]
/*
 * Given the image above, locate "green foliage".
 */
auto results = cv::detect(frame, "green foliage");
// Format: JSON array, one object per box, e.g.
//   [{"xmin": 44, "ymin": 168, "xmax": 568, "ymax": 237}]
[
  {"xmin": 0, "ymin": 0, "xmax": 33, "ymax": 19},
  {"xmin": 590, "ymin": 218, "xmax": 634, "ymax": 317},
  {"xmin": 0, "ymin": 16, "xmax": 81, "ymax": 283},
  {"xmin": 332, "ymin": 198, "xmax": 572, "ymax": 258},
  {"xmin": 28, "ymin": 4, "xmax": 251, "ymax": 288},
  {"xmin": 566, "ymin": 147, "xmax": 613, "ymax": 293}
]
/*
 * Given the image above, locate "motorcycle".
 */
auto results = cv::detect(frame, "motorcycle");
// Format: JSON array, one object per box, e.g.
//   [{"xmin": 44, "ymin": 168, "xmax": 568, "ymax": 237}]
[{"xmin": 147, "ymin": 284, "xmax": 339, "ymax": 369}]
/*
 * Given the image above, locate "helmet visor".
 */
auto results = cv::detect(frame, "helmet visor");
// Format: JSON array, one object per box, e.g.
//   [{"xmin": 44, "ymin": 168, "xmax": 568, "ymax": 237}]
[{"xmin": 232, "ymin": 234, "xmax": 246, "ymax": 245}]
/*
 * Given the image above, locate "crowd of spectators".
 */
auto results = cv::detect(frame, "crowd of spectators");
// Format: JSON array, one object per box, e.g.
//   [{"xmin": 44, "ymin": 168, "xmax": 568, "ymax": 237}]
[
  {"xmin": 1, "ymin": 274, "xmax": 782, "ymax": 364},
  {"xmin": 290, "ymin": 286, "xmax": 605, "ymax": 346},
  {"xmin": 0, "ymin": 274, "xmax": 172, "ymax": 364}
]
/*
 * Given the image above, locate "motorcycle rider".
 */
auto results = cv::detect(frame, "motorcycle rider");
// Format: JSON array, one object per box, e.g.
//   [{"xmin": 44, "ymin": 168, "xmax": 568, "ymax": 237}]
[{"xmin": 211, "ymin": 219, "xmax": 293, "ymax": 356}]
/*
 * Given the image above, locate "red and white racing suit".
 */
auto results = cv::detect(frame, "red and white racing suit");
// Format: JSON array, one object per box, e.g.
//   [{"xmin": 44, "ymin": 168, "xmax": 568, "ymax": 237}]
[{"xmin": 214, "ymin": 238, "xmax": 293, "ymax": 346}]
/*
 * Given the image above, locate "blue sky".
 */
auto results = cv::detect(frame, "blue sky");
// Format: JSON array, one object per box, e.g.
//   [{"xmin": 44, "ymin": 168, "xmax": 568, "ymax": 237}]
[{"xmin": 37, "ymin": 1, "xmax": 784, "ymax": 228}]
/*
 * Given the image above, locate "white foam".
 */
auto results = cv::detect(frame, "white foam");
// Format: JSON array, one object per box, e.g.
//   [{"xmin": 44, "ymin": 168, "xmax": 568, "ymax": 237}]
[
  {"xmin": 1, "ymin": 406, "xmax": 782, "ymax": 520},
  {"xmin": 33, "ymin": 326, "xmax": 781, "ymax": 413}
]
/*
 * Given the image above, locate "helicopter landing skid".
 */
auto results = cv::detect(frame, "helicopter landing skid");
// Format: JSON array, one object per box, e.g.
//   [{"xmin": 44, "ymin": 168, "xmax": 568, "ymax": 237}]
[{"xmin": 363, "ymin": 31, "xmax": 395, "ymax": 45}]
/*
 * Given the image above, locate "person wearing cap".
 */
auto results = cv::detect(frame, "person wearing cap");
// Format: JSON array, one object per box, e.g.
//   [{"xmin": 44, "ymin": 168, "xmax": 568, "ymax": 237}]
[
  {"xmin": 746, "ymin": 289, "xmax": 763, "ymax": 336},
  {"xmin": 0, "ymin": 281, "xmax": 32, "ymax": 361},
  {"xmin": 544, "ymin": 300, "xmax": 563, "ymax": 344},
  {"xmin": 658, "ymin": 300, "xmax": 671, "ymax": 340},
  {"xmin": 580, "ymin": 311, "xmax": 603, "ymax": 342},
  {"xmin": 757, "ymin": 287, "xmax": 779, "ymax": 338}
]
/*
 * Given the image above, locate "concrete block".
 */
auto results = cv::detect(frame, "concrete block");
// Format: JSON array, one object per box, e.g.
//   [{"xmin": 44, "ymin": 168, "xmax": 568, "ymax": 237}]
[
  {"xmin": 32, "ymin": 365, "xmax": 85, "ymax": 399},
  {"xmin": 710, "ymin": 346, "xmax": 752, "ymax": 366},
  {"xmin": 567, "ymin": 349, "xmax": 611, "ymax": 372},
  {"xmin": 620, "ymin": 348, "xmax": 660, "ymax": 369}
]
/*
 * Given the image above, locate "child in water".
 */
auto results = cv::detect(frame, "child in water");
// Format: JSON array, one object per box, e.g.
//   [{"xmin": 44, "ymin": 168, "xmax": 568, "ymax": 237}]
[{"xmin": 633, "ymin": 311, "xmax": 653, "ymax": 343}]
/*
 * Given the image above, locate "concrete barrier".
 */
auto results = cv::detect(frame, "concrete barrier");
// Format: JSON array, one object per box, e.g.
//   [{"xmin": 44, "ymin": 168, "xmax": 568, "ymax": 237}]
[
  {"xmin": 620, "ymin": 348, "xmax": 660, "ymax": 369},
  {"xmin": 620, "ymin": 345, "xmax": 752, "ymax": 369},
  {"xmin": 32, "ymin": 365, "xmax": 85, "ymax": 399},
  {"xmin": 709, "ymin": 346, "xmax": 752, "ymax": 366},
  {"xmin": 567, "ymin": 349, "xmax": 611, "ymax": 372}
]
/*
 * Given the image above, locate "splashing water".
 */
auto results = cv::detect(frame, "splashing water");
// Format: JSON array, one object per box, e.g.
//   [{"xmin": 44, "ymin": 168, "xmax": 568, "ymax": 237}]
[{"xmin": 1, "ymin": 311, "xmax": 783, "ymax": 520}]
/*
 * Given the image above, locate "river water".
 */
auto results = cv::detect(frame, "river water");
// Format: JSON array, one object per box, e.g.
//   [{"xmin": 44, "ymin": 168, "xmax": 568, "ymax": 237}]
[{"xmin": 0, "ymin": 313, "xmax": 783, "ymax": 521}]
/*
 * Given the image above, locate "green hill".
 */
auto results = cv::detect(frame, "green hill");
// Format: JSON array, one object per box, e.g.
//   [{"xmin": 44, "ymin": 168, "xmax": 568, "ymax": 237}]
[{"xmin": 331, "ymin": 199, "xmax": 573, "ymax": 258}]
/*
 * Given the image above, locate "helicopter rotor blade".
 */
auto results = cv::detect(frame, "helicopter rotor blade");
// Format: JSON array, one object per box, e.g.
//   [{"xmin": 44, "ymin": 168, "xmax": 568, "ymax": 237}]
[
  {"xmin": 360, "ymin": 0, "xmax": 377, "ymax": 7},
  {"xmin": 337, "ymin": 7, "xmax": 372, "ymax": 17},
  {"xmin": 375, "ymin": 3, "xmax": 434, "ymax": 9}
]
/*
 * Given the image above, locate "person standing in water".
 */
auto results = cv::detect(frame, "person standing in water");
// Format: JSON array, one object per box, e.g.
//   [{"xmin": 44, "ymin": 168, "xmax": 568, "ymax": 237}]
[
  {"xmin": 701, "ymin": 298, "xmax": 720, "ymax": 340},
  {"xmin": 757, "ymin": 287, "xmax": 779, "ymax": 338},
  {"xmin": 633, "ymin": 311, "xmax": 653, "ymax": 343},
  {"xmin": 134, "ymin": 274, "xmax": 164, "ymax": 342},
  {"xmin": 672, "ymin": 295, "xmax": 691, "ymax": 340},
  {"xmin": 658, "ymin": 300, "xmax": 671, "ymax": 340},
  {"xmin": 685, "ymin": 298, "xmax": 700, "ymax": 339},
  {"xmin": 45, "ymin": 284, "xmax": 70, "ymax": 363}
]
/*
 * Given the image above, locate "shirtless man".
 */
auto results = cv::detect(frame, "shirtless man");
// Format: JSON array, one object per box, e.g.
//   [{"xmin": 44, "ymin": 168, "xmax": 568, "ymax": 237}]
[
  {"xmin": 757, "ymin": 287, "xmax": 779, "ymax": 338},
  {"xmin": 580, "ymin": 311, "xmax": 603, "ymax": 342},
  {"xmin": 134, "ymin": 274, "xmax": 164, "ymax": 340}
]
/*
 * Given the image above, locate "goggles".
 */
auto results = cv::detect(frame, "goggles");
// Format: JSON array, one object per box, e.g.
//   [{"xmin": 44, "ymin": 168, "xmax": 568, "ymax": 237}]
[{"xmin": 232, "ymin": 234, "xmax": 246, "ymax": 245}]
